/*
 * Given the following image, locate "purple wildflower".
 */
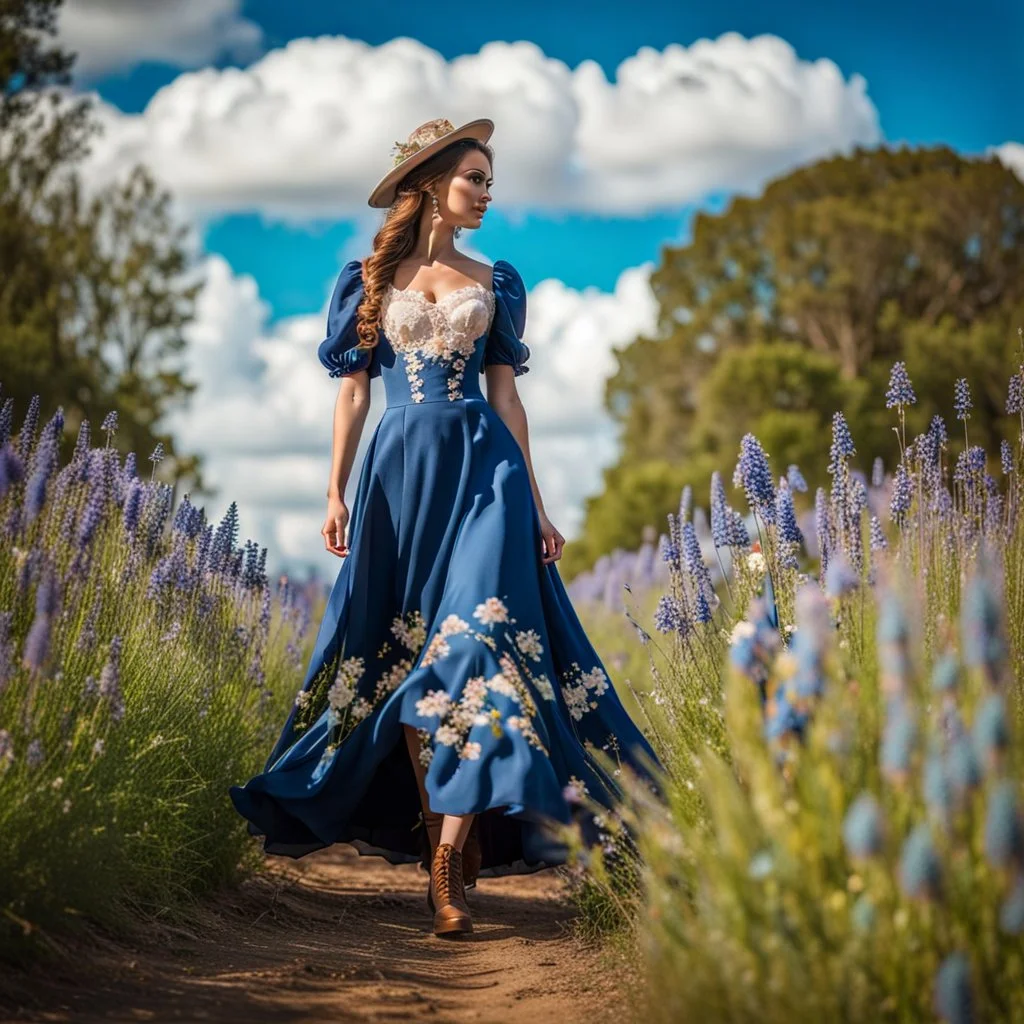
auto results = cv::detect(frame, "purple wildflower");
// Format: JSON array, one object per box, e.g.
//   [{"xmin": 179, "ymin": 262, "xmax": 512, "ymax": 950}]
[
  {"xmin": 0, "ymin": 443, "xmax": 25, "ymax": 500},
  {"xmin": 653, "ymin": 594, "xmax": 689, "ymax": 638},
  {"xmin": 933, "ymin": 952, "xmax": 973, "ymax": 1024},
  {"xmin": 24, "ymin": 431, "xmax": 58, "ymax": 523},
  {"xmin": 899, "ymin": 822, "xmax": 942, "ymax": 900},
  {"xmin": 929, "ymin": 414, "xmax": 948, "ymax": 447},
  {"xmin": 885, "ymin": 361, "xmax": 917, "ymax": 408},
  {"xmin": 681, "ymin": 522, "xmax": 713, "ymax": 602},
  {"xmin": 828, "ymin": 412, "xmax": 856, "ymax": 470},
  {"xmin": 122, "ymin": 479, "xmax": 144, "ymax": 536},
  {"xmin": 983, "ymin": 779, "xmax": 1023, "ymax": 870},
  {"xmin": 1006, "ymin": 370, "xmax": 1024, "ymax": 415},
  {"xmin": 98, "ymin": 635, "xmax": 126, "ymax": 722},
  {"xmin": 871, "ymin": 456, "xmax": 884, "ymax": 488},
  {"xmin": 842, "ymin": 792, "xmax": 885, "ymax": 859},
  {"xmin": 728, "ymin": 508, "xmax": 750, "ymax": 547},
  {"xmin": 15, "ymin": 394, "xmax": 40, "ymax": 461},
  {"xmin": 953, "ymin": 445, "xmax": 986, "ymax": 484},
  {"xmin": 953, "ymin": 378, "xmax": 972, "ymax": 420},
  {"xmin": 737, "ymin": 434, "xmax": 776, "ymax": 523},
  {"xmin": 869, "ymin": 515, "xmax": 887, "ymax": 551},
  {"xmin": 890, "ymin": 462, "xmax": 913, "ymax": 526},
  {"xmin": 786, "ymin": 464, "xmax": 807, "ymax": 492},
  {"xmin": 775, "ymin": 484, "xmax": 803, "ymax": 546},
  {"xmin": 101, "ymin": 410, "xmax": 118, "ymax": 444},
  {"xmin": 71, "ymin": 419, "xmax": 91, "ymax": 465},
  {"xmin": 824, "ymin": 552, "xmax": 859, "ymax": 597},
  {"xmin": 0, "ymin": 397, "xmax": 13, "ymax": 449},
  {"xmin": 1000, "ymin": 439, "xmax": 1014, "ymax": 475}
]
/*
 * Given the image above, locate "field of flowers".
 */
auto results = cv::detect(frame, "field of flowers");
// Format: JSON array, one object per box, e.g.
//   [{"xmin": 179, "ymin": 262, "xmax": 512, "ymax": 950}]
[
  {"xmin": 0, "ymin": 390, "xmax": 317, "ymax": 960},
  {"xmin": 569, "ymin": 339, "xmax": 1024, "ymax": 1022}
]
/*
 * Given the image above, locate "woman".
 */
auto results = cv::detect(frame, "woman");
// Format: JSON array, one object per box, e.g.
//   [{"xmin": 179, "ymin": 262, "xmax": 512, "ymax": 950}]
[{"xmin": 230, "ymin": 117, "xmax": 660, "ymax": 938}]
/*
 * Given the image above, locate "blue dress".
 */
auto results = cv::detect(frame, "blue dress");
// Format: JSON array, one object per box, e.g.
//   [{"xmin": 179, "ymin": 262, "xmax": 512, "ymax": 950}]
[{"xmin": 230, "ymin": 258, "xmax": 660, "ymax": 875}]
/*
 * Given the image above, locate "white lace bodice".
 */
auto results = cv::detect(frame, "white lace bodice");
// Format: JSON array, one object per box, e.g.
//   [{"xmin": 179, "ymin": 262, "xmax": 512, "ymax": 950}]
[{"xmin": 382, "ymin": 283, "xmax": 496, "ymax": 402}]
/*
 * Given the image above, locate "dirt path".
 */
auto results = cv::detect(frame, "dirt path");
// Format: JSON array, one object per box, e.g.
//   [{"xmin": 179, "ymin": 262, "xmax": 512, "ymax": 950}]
[{"xmin": 2, "ymin": 846, "xmax": 629, "ymax": 1024}]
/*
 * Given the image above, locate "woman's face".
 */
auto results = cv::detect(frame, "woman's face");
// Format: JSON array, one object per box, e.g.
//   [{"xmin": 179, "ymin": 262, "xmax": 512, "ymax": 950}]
[{"xmin": 440, "ymin": 151, "xmax": 493, "ymax": 230}]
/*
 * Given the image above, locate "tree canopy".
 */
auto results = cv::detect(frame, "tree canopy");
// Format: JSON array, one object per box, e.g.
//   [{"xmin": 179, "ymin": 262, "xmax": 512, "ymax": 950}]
[{"xmin": 564, "ymin": 145, "xmax": 1024, "ymax": 578}]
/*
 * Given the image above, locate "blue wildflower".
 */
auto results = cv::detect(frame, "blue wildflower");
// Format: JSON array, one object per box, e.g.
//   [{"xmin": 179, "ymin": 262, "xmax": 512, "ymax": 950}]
[
  {"xmin": 931, "ymin": 652, "xmax": 960, "ymax": 693},
  {"xmin": 929, "ymin": 414, "xmax": 948, "ymax": 447},
  {"xmin": 869, "ymin": 515, "xmax": 887, "ymax": 552},
  {"xmin": 946, "ymin": 734, "xmax": 982, "ymax": 797},
  {"xmin": 775, "ymin": 484, "xmax": 803, "ymax": 546},
  {"xmin": 122, "ymin": 479, "xmax": 144, "ymax": 536},
  {"xmin": 737, "ymin": 433, "xmax": 776, "ymax": 522},
  {"xmin": 0, "ymin": 443, "xmax": 23, "ymax": 500},
  {"xmin": 983, "ymin": 779, "xmax": 1024, "ymax": 870},
  {"xmin": 828, "ymin": 412, "xmax": 856, "ymax": 471},
  {"xmin": 824, "ymin": 552, "xmax": 859, "ymax": 598},
  {"xmin": 933, "ymin": 952, "xmax": 973, "ymax": 1024},
  {"xmin": 1006, "ymin": 370, "xmax": 1024, "ymax": 415},
  {"xmin": 923, "ymin": 750, "xmax": 953, "ymax": 828},
  {"xmin": 842, "ymin": 792, "xmax": 885, "ymax": 859},
  {"xmin": 871, "ymin": 456, "xmax": 884, "ymax": 488},
  {"xmin": 972, "ymin": 693, "xmax": 1009, "ymax": 770},
  {"xmin": 24, "ymin": 431, "xmax": 58, "ymax": 523},
  {"xmin": 814, "ymin": 487, "xmax": 834, "ymax": 571},
  {"xmin": 681, "ymin": 522, "xmax": 713, "ymax": 599},
  {"xmin": 16, "ymin": 394, "xmax": 40, "ymax": 461},
  {"xmin": 899, "ymin": 822, "xmax": 942, "ymax": 900},
  {"xmin": 881, "ymin": 700, "xmax": 917, "ymax": 781},
  {"xmin": 1000, "ymin": 875, "xmax": 1024, "ymax": 935},
  {"xmin": 728, "ymin": 508, "xmax": 750, "ymax": 547},
  {"xmin": 654, "ymin": 595, "xmax": 689, "ymax": 637},
  {"xmin": 953, "ymin": 378, "xmax": 972, "ymax": 420},
  {"xmin": 953, "ymin": 445, "xmax": 986, "ymax": 484},
  {"xmin": 890, "ymin": 462, "xmax": 913, "ymax": 526},
  {"xmin": 100, "ymin": 409, "xmax": 118, "ymax": 442},
  {"xmin": 961, "ymin": 564, "xmax": 1005, "ymax": 679},
  {"xmin": 0, "ymin": 397, "xmax": 13, "ymax": 449},
  {"xmin": 1001, "ymin": 439, "xmax": 1014, "ymax": 475},
  {"xmin": 885, "ymin": 361, "xmax": 917, "ymax": 408},
  {"xmin": 786, "ymin": 464, "xmax": 807, "ymax": 492},
  {"xmin": 710, "ymin": 471, "xmax": 731, "ymax": 547}
]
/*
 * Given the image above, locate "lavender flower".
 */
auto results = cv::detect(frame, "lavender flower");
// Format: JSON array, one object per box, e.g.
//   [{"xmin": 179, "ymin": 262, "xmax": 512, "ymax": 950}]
[
  {"xmin": 885, "ymin": 361, "xmax": 917, "ymax": 408},
  {"xmin": 654, "ymin": 595, "xmax": 689, "ymax": 638},
  {"xmin": 25, "ymin": 738, "xmax": 44, "ymax": 768},
  {"xmin": 953, "ymin": 378, "xmax": 972, "ymax": 420},
  {"xmin": 0, "ymin": 443, "xmax": 25, "ymax": 500},
  {"xmin": 953, "ymin": 446, "xmax": 986, "ymax": 485},
  {"xmin": 0, "ymin": 397, "xmax": 13, "ymax": 449},
  {"xmin": 869, "ymin": 515, "xmax": 887, "ymax": 551},
  {"xmin": 814, "ymin": 487, "xmax": 834, "ymax": 572},
  {"xmin": 933, "ymin": 952, "xmax": 973, "ymax": 1024},
  {"xmin": 824, "ymin": 552, "xmax": 858, "ymax": 598},
  {"xmin": 737, "ymin": 434, "xmax": 776, "ymax": 523},
  {"xmin": 1001, "ymin": 875, "xmax": 1024, "ymax": 935},
  {"xmin": 1000, "ymin": 439, "xmax": 1014, "ymax": 475},
  {"xmin": 842, "ymin": 792, "xmax": 885, "ymax": 859},
  {"xmin": 929, "ymin": 414, "xmax": 948, "ymax": 447},
  {"xmin": 786, "ymin": 464, "xmax": 807, "ymax": 492},
  {"xmin": 890, "ymin": 462, "xmax": 913, "ymax": 526},
  {"xmin": 775, "ymin": 484, "xmax": 803, "ymax": 546},
  {"xmin": 681, "ymin": 522, "xmax": 714, "ymax": 602},
  {"xmin": 828, "ymin": 412, "xmax": 856, "ymax": 469},
  {"xmin": 16, "ymin": 394, "xmax": 40, "ymax": 461},
  {"xmin": 98, "ymin": 635, "xmax": 126, "ymax": 722},
  {"xmin": 727, "ymin": 508, "xmax": 750, "ymax": 547},
  {"xmin": 100, "ymin": 409, "xmax": 118, "ymax": 444},
  {"xmin": 871, "ymin": 456, "xmax": 884, "ymax": 489},
  {"xmin": 1006, "ymin": 369, "xmax": 1024, "ymax": 415},
  {"xmin": 899, "ymin": 823, "xmax": 942, "ymax": 900},
  {"xmin": 983, "ymin": 780, "xmax": 1023, "ymax": 870},
  {"xmin": 972, "ymin": 694, "xmax": 1009, "ymax": 770}
]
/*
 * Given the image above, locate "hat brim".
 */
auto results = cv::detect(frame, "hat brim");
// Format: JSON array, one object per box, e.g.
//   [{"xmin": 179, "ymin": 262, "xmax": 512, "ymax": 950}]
[{"xmin": 367, "ymin": 117, "xmax": 495, "ymax": 209}]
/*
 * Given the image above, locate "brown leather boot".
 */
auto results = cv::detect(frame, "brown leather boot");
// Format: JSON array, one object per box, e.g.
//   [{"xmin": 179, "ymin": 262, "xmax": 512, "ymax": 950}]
[
  {"xmin": 421, "ymin": 811, "xmax": 481, "ymax": 888},
  {"xmin": 428, "ymin": 842, "xmax": 473, "ymax": 937}
]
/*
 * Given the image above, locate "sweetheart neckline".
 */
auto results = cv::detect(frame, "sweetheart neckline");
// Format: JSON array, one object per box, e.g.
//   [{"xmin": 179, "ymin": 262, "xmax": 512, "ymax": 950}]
[{"xmin": 387, "ymin": 281, "xmax": 495, "ymax": 306}]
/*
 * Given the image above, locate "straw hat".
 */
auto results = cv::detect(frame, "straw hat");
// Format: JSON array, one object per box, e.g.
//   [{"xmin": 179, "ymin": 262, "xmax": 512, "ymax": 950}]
[{"xmin": 367, "ymin": 117, "xmax": 494, "ymax": 208}]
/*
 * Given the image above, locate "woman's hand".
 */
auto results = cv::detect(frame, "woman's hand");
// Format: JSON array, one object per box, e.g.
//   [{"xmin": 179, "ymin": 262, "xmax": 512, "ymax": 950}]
[
  {"xmin": 538, "ymin": 513, "xmax": 565, "ymax": 564},
  {"xmin": 322, "ymin": 495, "xmax": 350, "ymax": 557}
]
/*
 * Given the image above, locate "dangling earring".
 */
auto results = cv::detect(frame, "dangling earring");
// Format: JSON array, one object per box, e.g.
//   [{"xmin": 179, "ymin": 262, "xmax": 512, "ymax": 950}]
[{"xmin": 430, "ymin": 191, "xmax": 461, "ymax": 237}]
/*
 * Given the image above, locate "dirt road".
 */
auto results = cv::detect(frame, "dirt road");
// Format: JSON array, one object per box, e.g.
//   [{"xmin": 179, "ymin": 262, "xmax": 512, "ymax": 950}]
[{"xmin": 2, "ymin": 845, "xmax": 629, "ymax": 1024}]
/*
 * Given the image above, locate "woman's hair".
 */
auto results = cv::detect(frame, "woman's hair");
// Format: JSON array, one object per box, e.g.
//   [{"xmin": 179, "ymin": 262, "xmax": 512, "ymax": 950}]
[{"xmin": 354, "ymin": 138, "xmax": 494, "ymax": 351}]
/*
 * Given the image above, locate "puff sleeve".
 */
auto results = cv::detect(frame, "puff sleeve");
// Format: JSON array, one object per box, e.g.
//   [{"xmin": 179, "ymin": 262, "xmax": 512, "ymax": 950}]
[
  {"xmin": 317, "ymin": 259, "xmax": 379, "ymax": 379},
  {"xmin": 481, "ymin": 258, "xmax": 530, "ymax": 377}
]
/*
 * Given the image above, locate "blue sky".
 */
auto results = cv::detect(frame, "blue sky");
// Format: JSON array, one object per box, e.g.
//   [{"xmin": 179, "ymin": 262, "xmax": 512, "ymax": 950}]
[
  {"xmin": 61, "ymin": 0, "xmax": 1022, "ymax": 573},
  {"xmin": 86, "ymin": 0, "xmax": 1022, "ymax": 318}
]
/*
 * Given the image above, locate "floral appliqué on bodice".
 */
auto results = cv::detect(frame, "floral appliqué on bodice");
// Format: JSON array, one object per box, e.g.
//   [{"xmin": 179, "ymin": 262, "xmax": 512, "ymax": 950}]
[{"xmin": 382, "ymin": 282, "xmax": 496, "ymax": 402}]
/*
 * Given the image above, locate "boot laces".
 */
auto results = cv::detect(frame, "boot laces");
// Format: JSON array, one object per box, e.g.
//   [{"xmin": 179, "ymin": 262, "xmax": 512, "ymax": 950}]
[{"xmin": 435, "ymin": 845, "xmax": 464, "ymax": 903}]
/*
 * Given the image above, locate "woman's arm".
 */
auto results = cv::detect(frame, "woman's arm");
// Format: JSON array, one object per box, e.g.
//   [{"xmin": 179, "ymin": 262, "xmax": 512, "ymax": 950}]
[
  {"xmin": 323, "ymin": 370, "xmax": 372, "ymax": 557},
  {"xmin": 484, "ymin": 366, "xmax": 565, "ymax": 564}
]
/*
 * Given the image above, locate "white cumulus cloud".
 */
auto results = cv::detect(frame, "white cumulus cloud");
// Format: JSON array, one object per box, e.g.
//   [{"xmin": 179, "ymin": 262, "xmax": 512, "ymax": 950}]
[
  {"xmin": 81, "ymin": 32, "xmax": 881, "ymax": 219},
  {"xmin": 169, "ymin": 255, "xmax": 657, "ymax": 578},
  {"xmin": 60, "ymin": 0, "xmax": 262, "ymax": 79},
  {"xmin": 990, "ymin": 141, "xmax": 1024, "ymax": 182}
]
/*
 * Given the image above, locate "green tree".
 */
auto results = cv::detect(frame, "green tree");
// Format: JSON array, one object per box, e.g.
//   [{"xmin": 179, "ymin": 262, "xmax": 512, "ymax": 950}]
[
  {"xmin": 0, "ymin": 0, "xmax": 204, "ymax": 490},
  {"xmin": 572, "ymin": 146, "xmax": 1024, "ymax": 574}
]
